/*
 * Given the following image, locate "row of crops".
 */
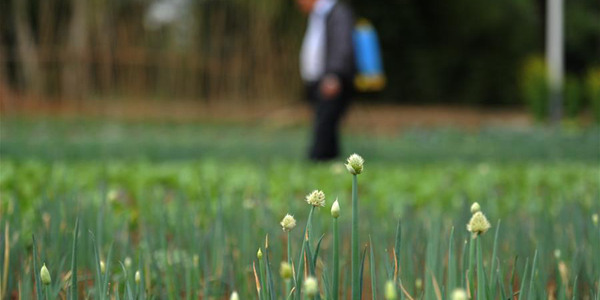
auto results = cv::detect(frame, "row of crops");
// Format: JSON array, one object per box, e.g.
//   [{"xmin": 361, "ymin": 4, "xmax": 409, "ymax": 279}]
[
  {"xmin": 1, "ymin": 157, "xmax": 599, "ymax": 299},
  {"xmin": 0, "ymin": 119, "xmax": 599, "ymax": 299}
]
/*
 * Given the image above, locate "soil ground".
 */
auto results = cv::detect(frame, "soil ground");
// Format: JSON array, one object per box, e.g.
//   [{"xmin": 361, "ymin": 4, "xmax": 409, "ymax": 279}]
[{"xmin": 1, "ymin": 95, "xmax": 532, "ymax": 134}]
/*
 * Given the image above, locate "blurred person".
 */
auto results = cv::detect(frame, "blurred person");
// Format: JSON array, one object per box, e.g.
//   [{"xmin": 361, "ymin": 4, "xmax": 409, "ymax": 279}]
[{"xmin": 296, "ymin": 0, "xmax": 355, "ymax": 161}]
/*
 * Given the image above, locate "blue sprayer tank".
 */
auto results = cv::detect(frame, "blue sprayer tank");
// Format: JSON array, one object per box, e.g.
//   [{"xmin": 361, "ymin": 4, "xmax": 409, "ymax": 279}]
[{"xmin": 353, "ymin": 19, "xmax": 386, "ymax": 92}]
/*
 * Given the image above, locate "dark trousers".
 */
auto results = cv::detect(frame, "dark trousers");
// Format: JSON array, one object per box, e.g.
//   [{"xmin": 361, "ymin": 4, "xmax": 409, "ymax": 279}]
[{"xmin": 306, "ymin": 80, "xmax": 352, "ymax": 161}]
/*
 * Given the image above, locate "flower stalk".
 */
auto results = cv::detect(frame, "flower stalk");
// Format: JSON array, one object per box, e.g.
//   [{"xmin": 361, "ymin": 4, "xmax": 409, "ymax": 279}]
[
  {"xmin": 295, "ymin": 206, "xmax": 315, "ymax": 299},
  {"xmin": 467, "ymin": 236, "xmax": 475, "ymax": 298},
  {"xmin": 466, "ymin": 202, "xmax": 491, "ymax": 299},
  {"xmin": 332, "ymin": 200, "xmax": 340, "ymax": 300},
  {"xmin": 351, "ymin": 174, "xmax": 359, "ymax": 300},
  {"xmin": 287, "ymin": 232, "xmax": 293, "ymax": 294},
  {"xmin": 258, "ymin": 248, "xmax": 266, "ymax": 300},
  {"xmin": 346, "ymin": 154, "xmax": 363, "ymax": 300},
  {"xmin": 476, "ymin": 237, "xmax": 486, "ymax": 299}
]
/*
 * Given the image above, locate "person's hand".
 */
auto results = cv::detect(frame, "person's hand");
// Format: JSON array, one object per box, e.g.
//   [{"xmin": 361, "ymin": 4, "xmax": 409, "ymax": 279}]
[{"xmin": 320, "ymin": 74, "xmax": 341, "ymax": 100}]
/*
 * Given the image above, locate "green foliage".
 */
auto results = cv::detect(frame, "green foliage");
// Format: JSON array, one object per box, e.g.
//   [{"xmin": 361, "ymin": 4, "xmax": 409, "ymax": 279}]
[
  {"xmin": 2, "ymin": 118, "xmax": 600, "ymax": 163},
  {"xmin": 521, "ymin": 56, "xmax": 549, "ymax": 121},
  {"xmin": 564, "ymin": 75, "xmax": 583, "ymax": 118},
  {"xmin": 584, "ymin": 67, "xmax": 600, "ymax": 122},
  {"xmin": 2, "ymin": 156, "xmax": 599, "ymax": 298},
  {"xmin": 1, "ymin": 120, "xmax": 600, "ymax": 298}
]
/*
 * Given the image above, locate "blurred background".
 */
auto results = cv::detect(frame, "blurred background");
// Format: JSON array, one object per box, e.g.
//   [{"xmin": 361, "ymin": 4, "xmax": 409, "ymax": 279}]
[{"xmin": 0, "ymin": 0, "xmax": 598, "ymax": 121}]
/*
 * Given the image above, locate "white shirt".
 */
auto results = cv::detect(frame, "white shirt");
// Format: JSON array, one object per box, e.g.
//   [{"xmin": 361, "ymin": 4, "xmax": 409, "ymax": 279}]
[{"xmin": 300, "ymin": 0, "xmax": 337, "ymax": 82}]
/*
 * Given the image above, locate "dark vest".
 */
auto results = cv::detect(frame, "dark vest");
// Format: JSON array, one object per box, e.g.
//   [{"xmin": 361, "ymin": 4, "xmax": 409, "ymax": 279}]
[{"xmin": 324, "ymin": 2, "xmax": 356, "ymax": 82}]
